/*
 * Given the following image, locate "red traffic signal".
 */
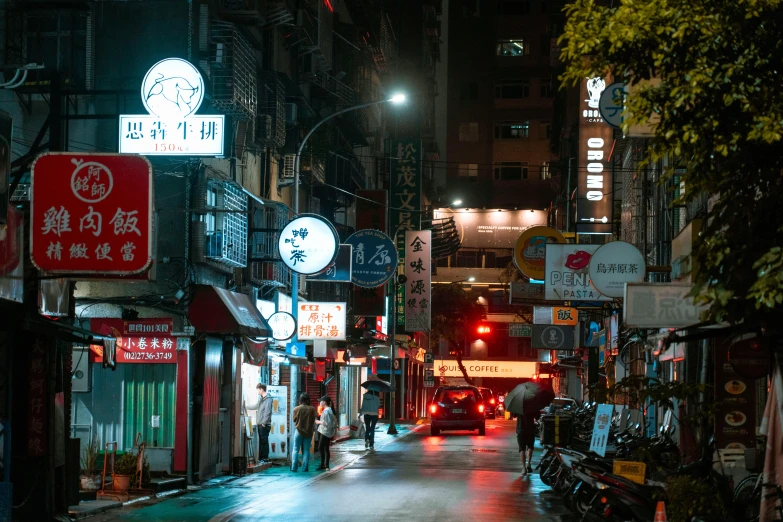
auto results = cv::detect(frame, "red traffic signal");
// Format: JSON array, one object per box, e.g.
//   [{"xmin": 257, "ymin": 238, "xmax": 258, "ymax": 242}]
[{"xmin": 476, "ymin": 325, "xmax": 491, "ymax": 335}]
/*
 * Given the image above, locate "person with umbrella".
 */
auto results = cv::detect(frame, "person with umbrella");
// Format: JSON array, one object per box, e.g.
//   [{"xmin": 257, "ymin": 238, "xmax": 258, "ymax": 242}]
[
  {"xmin": 517, "ymin": 411, "xmax": 537, "ymax": 475},
  {"xmin": 504, "ymin": 381, "xmax": 555, "ymax": 476},
  {"xmin": 359, "ymin": 388, "xmax": 381, "ymax": 450}
]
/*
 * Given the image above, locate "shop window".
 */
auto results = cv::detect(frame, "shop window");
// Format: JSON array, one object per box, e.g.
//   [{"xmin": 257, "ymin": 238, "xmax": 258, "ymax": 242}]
[
  {"xmin": 495, "ymin": 121, "xmax": 529, "ymax": 139},
  {"xmin": 540, "ymin": 78, "xmax": 553, "ymax": 98},
  {"xmin": 495, "ymin": 39, "xmax": 526, "ymax": 57},
  {"xmin": 494, "ymin": 162, "xmax": 529, "ymax": 180},
  {"xmin": 495, "ymin": 79, "xmax": 530, "ymax": 99},
  {"xmin": 456, "ymin": 251, "xmax": 478, "ymax": 268},
  {"xmin": 458, "ymin": 122, "xmax": 479, "ymax": 142},
  {"xmin": 458, "ymin": 163, "xmax": 478, "ymax": 182},
  {"xmin": 460, "ymin": 82, "xmax": 479, "ymax": 100}
]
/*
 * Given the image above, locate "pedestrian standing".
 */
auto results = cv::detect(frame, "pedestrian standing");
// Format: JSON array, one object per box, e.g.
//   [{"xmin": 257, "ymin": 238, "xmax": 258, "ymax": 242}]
[
  {"xmin": 315, "ymin": 396, "xmax": 337, "ymax": 470},
  {"xmin": 517, "ymin": 410, "xmax": 536, "ymax": 475},
  {"xmin": 291, "ymin": 393, "xmax": 316, "ymax": 472},
  {"xmin": 359, "ymin": 389, "xmax": 380, "ymax": 450},
  {"xmin": 247, "ymin": 383, "xmax": 273, "ymax": 463}
]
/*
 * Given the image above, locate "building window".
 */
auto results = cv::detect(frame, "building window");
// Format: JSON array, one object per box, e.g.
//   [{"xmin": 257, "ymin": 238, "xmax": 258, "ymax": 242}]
[
  {"xmin": 495, "ymin": 39, "xmax": 526, "ymax": 57},
  {"xmin": 494, "ymin": 79, "xmax": 530, "ymax": 99},
  {"xmin": 494, "ymin": 121, "xmax": 529, "ymax": 139},
  {"xmin": 25, "ymin": 11, "xmax": 91, "ymax": 88},
  {"xmin": 540, "ymin": 78, "xmax": 553, "ymax": 98},
  {"xmin": 541, "ymin": 162, "xmax": 551, "ymax": 179},
  {"xmin": 539, "ymin": 120, "xmax": 552, "ymax": 139},
  {"xmin": 458, "ymin": 163, "xmax": 478, "ymax": 182},
  {"xmin": 494, "ymin": 162, "xmax": 529, "ymax": 180},
  {"xmin": 458, "ymin": 122, "xmax": 479, "ymax": 142},
  {"xmin": 498, "ymin": 1, "xmax": 531, "ymax": 15},
  {"xmin": 460, "ymin": 82, "xmax": 479, "ymax": 100}
]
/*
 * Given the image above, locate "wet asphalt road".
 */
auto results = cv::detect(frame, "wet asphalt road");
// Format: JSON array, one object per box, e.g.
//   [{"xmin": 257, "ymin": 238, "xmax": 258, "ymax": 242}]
[{"xmin": 91, "ymin": 419, "xmax": 573, "ymax": 522}]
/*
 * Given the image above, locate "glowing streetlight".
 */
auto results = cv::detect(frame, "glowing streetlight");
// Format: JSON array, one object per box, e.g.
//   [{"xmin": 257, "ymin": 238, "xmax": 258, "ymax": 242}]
[
  {"xmin": 452, "ymin": 199, "xmax": 463, "ymax": 206},
  {"xmin": 389, "ymin": 93, "xmax": 407, "ymax": 104}
]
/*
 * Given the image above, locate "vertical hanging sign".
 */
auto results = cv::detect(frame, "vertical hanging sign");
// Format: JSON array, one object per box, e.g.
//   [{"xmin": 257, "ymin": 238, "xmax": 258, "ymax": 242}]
[
  {"xmin": 577, "ymin": 77, "xmax": 614, "ymax": 234},
  {"xmin": 404, "ymin": 230, "xmax": 431, "ymax": 332}
]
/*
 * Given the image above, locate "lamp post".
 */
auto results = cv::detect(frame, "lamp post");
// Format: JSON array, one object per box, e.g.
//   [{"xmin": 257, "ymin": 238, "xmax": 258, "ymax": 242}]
[{"xmin": 287, "ymin": 94, "xmax": 407, "ymax": 464}]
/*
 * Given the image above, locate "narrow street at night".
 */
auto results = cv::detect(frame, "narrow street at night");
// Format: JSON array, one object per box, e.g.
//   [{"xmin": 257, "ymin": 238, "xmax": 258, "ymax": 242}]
[{"xmin": 87, "ymin": 420, "xmax": 572, "ymax": 522}]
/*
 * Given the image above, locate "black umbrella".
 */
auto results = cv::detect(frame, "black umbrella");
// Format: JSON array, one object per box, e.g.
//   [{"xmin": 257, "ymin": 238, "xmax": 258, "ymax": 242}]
[
  {"xmin": 361, "ymin": 379, "xmax": 391, "ymax": 393},
  {"xmin": 504, "ymin": 381, "xmax": 555, "ymax": 416}
]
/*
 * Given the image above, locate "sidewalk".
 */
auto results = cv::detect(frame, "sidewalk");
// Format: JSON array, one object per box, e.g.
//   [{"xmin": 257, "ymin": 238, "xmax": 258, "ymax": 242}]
[{"xmin": 69, "ymin": 421, "xmax": 426, "ymax": 520}]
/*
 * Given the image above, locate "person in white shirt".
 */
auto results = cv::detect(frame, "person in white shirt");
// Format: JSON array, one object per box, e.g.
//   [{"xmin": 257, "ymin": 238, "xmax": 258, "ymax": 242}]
[
  {"xmin": 314, "ymin": 396, "xmax": 337, "ymax": 470},
  {"xmin": 359, "ymin": 389, "xmax": 380, "ymax": 450}
]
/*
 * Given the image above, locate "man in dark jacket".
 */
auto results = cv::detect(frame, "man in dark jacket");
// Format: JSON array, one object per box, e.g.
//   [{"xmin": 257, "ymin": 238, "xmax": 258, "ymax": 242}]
[
  {"xmin": 291, "ymin": 393, "xmax": 316, "ymax": 471},
  {"xmin": 248, "ymin": 383, "xmax": 273, "ymax": 463}
]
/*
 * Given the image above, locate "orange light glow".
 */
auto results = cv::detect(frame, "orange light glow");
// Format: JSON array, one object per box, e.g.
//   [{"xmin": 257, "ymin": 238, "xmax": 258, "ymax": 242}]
[
  {"xmin": 429, "ymin": 404, "xmax": 437, "ymax": 414},
  {"xmin": 478, "ymin": 404, "xmax": 485, "ymax": 413},
  {"xmin": 490, "ymin": 398, "xmax": 495, "ymax": 405},
  {"xmin": 477, "ymin": 325, "xmax": 491, "ymax": 335}
]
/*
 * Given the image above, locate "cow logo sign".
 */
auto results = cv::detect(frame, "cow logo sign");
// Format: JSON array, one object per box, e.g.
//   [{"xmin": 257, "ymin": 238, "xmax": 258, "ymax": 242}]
[{"xmin": 141, "ymin": 58, "xmax": 205, "ymax": 120}]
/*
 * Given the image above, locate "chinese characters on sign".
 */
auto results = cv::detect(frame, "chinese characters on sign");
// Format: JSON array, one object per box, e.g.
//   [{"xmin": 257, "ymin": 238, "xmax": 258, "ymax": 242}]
[
  {"xmin": 623, "ymin": 283, "xmax": 707, "ymax": 328},
  {"xmin": 277, "ymin": 214, "xmax": 339, "ymax": 275},
  {"xmin": 268, "ymin": 311, "xmax": 296, "ymax": 341},
  {"xmin": 588, "ymin": 241, "xmax": 646, "ymax": 298},
  {"xmin": 508, "ymin": 324, "xmax": 532, "ymax": 338},
  {"xmin": 296, "ymin": 302, "xmax": 346, "ymax": 341},
  {"xmin": 533, "ymin": 306, "xmax": 578, "ymax": 326},
  {"xmin": 390, "ymin": 140, "xmax": 422, "ymax": 254},
  {"xmin": 28, "ymin": 338, "xmax": 47, "ymax": 457},
  {"xmin": 119, "ymin": 58, "xmax": 225, "ymax": 156},
  {"xmin": 31, "ymin": 154, "xmax": 152, "ymax": 275},
  {"xmin": 589, "ymin": 404, "xmax": 615, "ymax": 457},
  {"xmin": 308, "ymin": 244, "xmax": 352, "ymax": 283},
  {"xmin": 90, "ymin": 318, "xmax": 177, "ymax": 364},
  {"xmin": 404, "ymin": 230, "xmax": 431, "ymax": 332},
  {"xmin": 345, "ymin": 230, "xmax": 398, "ymax": 288}
]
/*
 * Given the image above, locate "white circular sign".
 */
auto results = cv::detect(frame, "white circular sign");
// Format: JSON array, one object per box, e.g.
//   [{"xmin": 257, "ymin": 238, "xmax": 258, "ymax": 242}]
[
  {"xmin": 588, "ymin": 241, "xmax": 646, "ymax": 298},
  {"xmin": 141, "ymin": 58, "xmax": 205, "ymax": 119},
  {"xmin": 268, "ymin": 312, "xmax": 296, "ymax": 341},
  {"xmin": 277, "ymin": 214, "xmax": 339, "ymax": 275},
  {"xmin": 598, "ymin": 82, "xmax": 627, "ymax": 129}
]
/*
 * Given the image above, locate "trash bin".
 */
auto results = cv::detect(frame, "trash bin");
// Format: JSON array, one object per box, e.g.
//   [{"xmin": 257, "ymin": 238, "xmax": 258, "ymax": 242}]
[{"xmin": 233, "ymin": 456, "xmax": 248, "ymax": 476}]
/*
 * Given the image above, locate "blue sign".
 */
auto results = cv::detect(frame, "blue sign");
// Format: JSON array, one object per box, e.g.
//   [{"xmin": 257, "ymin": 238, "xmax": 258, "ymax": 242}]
[
  {"xmin": 589, "ymin": 404, "xmax": 615, "ymax": 457},
  {"xmin": 309, "ymin": 244, "xmax": 353, "ymax": 282},
  {"xmin": 285, "ymin": 341, "xmax": 306, "ymax": 358},
  {"xmin": 345, "ymin": 230, "xmax": 398, "ymax": 288},
  {"xmin": 598, "ymin": 82, "xmax": 626, "ymax": 129}
]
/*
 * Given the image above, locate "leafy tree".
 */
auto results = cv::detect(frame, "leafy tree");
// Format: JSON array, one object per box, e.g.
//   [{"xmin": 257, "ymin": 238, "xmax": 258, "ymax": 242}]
[
  {"xmin": 429, "ymin": 283, "xmax": 487, "ymax": 384},
  {"xmin": 559, "ymin": 0, "xmax": 783, "ymax": 327}
]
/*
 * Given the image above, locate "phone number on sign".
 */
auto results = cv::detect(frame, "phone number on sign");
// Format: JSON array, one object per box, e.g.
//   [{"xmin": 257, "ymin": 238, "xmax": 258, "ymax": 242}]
[{"xmin": 121, "ymin": 352, "xmax": 174, "ymax": 361}]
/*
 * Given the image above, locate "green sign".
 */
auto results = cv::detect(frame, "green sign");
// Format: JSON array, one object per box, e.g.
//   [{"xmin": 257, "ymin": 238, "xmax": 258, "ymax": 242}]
[{"xmin": 509, "ymin": 323, "xmax": 532, "ymax": 337}]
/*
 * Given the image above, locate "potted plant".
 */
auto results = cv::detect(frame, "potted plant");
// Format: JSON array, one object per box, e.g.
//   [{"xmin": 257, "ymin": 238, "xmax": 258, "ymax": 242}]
[
  {"xmin": 112, "ymin": 452, "xmax": 137, "ymax": 491},
  {"xmin": 80, "ymin": 436, "xmax": 100, "ymax": 491}
]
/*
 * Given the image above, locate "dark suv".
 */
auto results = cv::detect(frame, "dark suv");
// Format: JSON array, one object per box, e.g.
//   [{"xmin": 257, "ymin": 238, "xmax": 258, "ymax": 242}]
[
  {"xmin": 429, "ymin": 386, "xmax": 486, "ymax": 436},
  {"xmin": 477, "ymin": 387, "xmax": 497, "ymax": 419}
]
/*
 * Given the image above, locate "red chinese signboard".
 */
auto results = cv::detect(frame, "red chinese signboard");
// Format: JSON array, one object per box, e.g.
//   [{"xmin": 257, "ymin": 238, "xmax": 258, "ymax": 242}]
[
  {"xmin": 28, "ymin": 338, "xmax": 47, "ymax": 456},
  {"xmin": 30, "ymin": 153, "xmax": 153, "ymax": 274},
  {"xmin": 90, "ymin": 318, "xmax": 177, "ymax": 364}
]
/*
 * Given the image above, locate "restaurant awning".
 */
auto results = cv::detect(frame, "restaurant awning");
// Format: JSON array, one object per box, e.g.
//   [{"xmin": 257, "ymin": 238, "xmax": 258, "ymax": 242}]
[{"xmin": 188, "ymin": 285, "xmax": 271, "ymax": 338}]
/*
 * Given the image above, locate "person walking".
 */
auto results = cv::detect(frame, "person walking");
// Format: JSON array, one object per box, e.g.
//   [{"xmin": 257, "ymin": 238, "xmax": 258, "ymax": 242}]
[
  {"xmin": 291, "ymin": 393, "xmax": 316, "ymax": 472},
  {"xmin": 359, "ymin": 389, "xmax": 380, "ymax": 450},
  {"xmin": 517, "ymin": 410, "xmax": 536, "ymax": 475},
  {"xmin": 315, "ymin": 396, "xmax": 337, "ymax": 471},
  {"xmin": 247, "ymin": 383, "xmax": 273, "ymax": 463}
]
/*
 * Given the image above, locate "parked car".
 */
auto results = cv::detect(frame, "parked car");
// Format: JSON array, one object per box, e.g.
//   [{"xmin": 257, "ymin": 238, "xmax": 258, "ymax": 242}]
[
  {"xmin": 477, "ymin": 387, "xmax": 497, "ymax": 419},
  {"xmin": 429, "ymin": 385, "xmax": 486, "ymax": 436}
]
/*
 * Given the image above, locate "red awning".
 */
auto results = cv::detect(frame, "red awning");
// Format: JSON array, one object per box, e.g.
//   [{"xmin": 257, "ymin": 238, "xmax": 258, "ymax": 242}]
[{"xmin": 188, "ymin": 285, "xmax": 271, "ymax": 337}]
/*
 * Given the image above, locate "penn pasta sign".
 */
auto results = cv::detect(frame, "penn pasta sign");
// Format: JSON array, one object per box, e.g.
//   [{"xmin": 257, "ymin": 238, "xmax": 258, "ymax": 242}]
[{"xmin": 30, "ymin": 153, "xmax": 153, "ymax": 275}]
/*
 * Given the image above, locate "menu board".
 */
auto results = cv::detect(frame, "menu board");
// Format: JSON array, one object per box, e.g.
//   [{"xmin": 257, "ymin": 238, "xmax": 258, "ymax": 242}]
[
  {"xmin": 715, "ymin": 342, "xmax": 756, "ymax": 450},
  {"xmin": 267, "ymin": 386, "xmax": 288, "ymax": 459}
]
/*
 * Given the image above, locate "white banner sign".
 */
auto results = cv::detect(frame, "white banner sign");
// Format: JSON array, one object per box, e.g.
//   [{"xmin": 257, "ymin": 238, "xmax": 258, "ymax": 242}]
[
  {"xmin": 545, "ymin": 244, "xmax": 611, "ymax": 301},
  {"xmin": 623, "ymin": 283, "xmax": 707, "ymax": 328},
  {"xmin": 434, "ymin": 359, "xmax": 537, "ymax": 378},
  {"xmin": 404, "ymin": 230, "xmax": 431, "ymax": 331},
  {"xmin": 296, "ymin": 302, "xmax": 346, "ymax": 340},
  {"xmin": 278, "ymin": 214, "xmax": 339, "ymax": 275},
  {"xmin": 588, "ymin": 241, "xmax": 646, "ymax": 298},
  {"xmin": 119, "ymin": 115, "xmax": 225, "ymax": 156},
  {"xmin": 267, "ymin": 385, "xmax": 288, "ymax": 459}
]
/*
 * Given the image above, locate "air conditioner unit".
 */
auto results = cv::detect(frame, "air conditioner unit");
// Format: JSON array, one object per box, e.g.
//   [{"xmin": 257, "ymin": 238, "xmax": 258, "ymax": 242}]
[
  {"xmin": 284, "ymin": 103, "xmax": 298, "ymax": 124},
  {"xmin": 281, "ymin": 154, "xmax": 296, "ymax": 179}
]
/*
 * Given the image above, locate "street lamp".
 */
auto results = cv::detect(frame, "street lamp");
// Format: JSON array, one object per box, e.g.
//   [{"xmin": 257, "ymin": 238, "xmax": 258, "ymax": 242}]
[
  {"xmin": 452, "ymin": 199, "xmax": 463, "ymax": 207},
  {"xmin": 287, "ymin": 94, "xmax": 407, "ymax": 463}
]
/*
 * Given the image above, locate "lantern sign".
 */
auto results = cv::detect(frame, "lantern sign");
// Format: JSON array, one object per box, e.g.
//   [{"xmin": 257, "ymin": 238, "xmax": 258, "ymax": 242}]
[
  {"xmin": 345, "ymin": 230, "xmax": 398, "ymax": 288},
  {"xmin": 296, "ymin": 302, "xmax": 346, "ymax": 341},
  {"xmin": 30, "ymin": 153, "xmax": 153, "ymax": 275},
  {"xmin": 588, "ymin": 241, "xmax": 646, "ymax": 298},
  {"xmin": 277, "ymin": 214, "xmax": 339, "ymax": 275},
  {"xmin": 268, "ymin": 311, "xmax": 296, "ymax": 341},
  {"xmin": 119, "ymin": 58, "xmax": 225, "ymax": 156}
]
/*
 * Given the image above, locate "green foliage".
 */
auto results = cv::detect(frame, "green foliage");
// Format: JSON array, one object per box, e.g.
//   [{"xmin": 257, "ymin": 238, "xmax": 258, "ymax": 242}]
[
  {"xmin": 80, "ymin": 435, "xmax": 99, "ymax": 476},
  {"xmin": 664, "ymin": 475, "xmax": 728, "ymax": 522},
  {"xmin": 559, "ymin": 0, "xmax": 783, "ymax": 327},
  {"xmin": 114, "ymin": 452, "xmax": 150, "ymax": 487}
]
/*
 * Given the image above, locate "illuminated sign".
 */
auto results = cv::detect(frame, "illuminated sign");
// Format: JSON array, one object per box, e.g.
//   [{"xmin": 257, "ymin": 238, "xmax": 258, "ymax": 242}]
[
  {"xmin": 404, "ymin": 230, "xmax": 431, "ymax": 332},
  {"xmin": 296, "ymin": 302, "xmax": 346, "ymax": 341},
  {"xmin": 513, "ymin": 225, "xmax": 565, "ymax": 280},
  {"xmin": 119, "ymin": 58, "xmax": 225, "ymax": 156},
  {"xmin": 277, "ymin": 214, "xmax": 339, "ymax": 275},
  {"xmin": 577, "ymin": 76, "xmax": 613, "ymax": 234},
  {"xmin": 545, "ymin": 244, "xmax": 611, "ymax": 301},
  {"xmin": 588, "ymin": 241, "xmax": 646, "ymax": 298},
  {"xmin": 268, "ymin": 311, "xmax": 296, "ymax": 341},
  {"xmin": 434, "ymin": 208, "xmax": 548, "ymax": 249},
  {"xmin": 433, "ymin": 359, "xmax": 537, "ymax": 378}
]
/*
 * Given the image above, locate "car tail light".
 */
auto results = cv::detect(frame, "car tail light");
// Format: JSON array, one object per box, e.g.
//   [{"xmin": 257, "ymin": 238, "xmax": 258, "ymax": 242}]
[
  {"xmin": 490, "ymin": 398, "xmax": 495, "ymax": 405},
  {"xmin": 429, "ymin": 404, "xmax": 437, "ymax": 414},
  {"xmin": 603, "ymin": 506, "xmax": 612, "ymax": 518},
  {"xmin": 478, "ymin": 404, "xmax": 485, "ymax": 413}
]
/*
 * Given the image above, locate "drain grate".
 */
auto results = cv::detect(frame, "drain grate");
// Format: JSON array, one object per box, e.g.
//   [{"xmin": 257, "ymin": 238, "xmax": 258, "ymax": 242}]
[{"xmin": 470, "ymin": 449, "xmax": 499, "ymax": 453}]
